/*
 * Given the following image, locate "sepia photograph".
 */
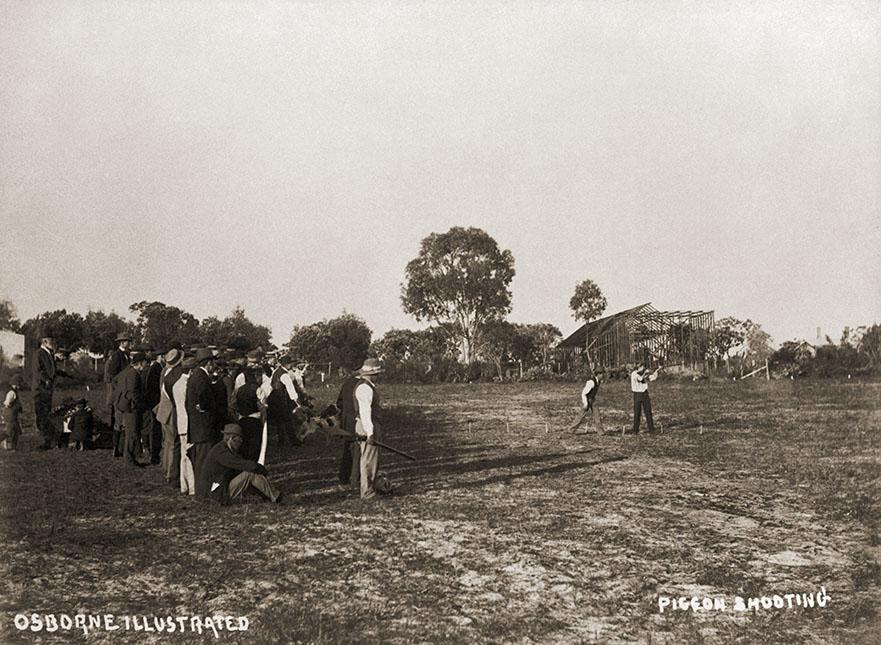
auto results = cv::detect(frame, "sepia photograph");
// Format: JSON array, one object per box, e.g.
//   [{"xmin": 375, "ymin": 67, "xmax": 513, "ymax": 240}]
[{"xmin": 1, "ymin": 1, "xmax": 879, "ymax": 642}]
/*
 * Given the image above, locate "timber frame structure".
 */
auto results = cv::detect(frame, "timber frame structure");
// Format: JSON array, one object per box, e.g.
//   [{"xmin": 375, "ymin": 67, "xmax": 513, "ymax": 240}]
[{"xmin": 558, "ymin": 303, "xmax": 715, "ymax": 370}]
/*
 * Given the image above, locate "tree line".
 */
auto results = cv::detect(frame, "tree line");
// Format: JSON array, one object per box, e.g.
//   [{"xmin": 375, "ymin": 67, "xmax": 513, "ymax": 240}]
[
  {"xmin": 0, "ymin": 300, "xmax": 273, "ymax": 357},
  {"xmin": 3, "ymin": 225, "xmax": 877, "ymax": 381}
]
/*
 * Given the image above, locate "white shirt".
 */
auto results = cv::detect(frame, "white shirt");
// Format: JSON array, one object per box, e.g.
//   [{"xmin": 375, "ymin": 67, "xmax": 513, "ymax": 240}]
[
  {"xmin": 172, "ymin": 373, "xmax": 189, "ymax": 437},
  {"xmin": 279, "ymin": 370, "xmax": 299, "ymax": 403},
  {"xmin": 234, "ymin": 372, "xmax": 247, "ymax": 391},
  {"xmin": 256, "ymin": 373, "xmax": 273, "ymax": 405},
  {"xmin": 354, "ymin": 381, "xmax": 375, "ymax": 437},
  {"xmin": 580, "ymin": 379, "xmax": 596, "ymax": 407},
  {"xmin": 631, "ymin": 370, "xmax": 657, "ymax": 393},
  {"xmin": 3, "ymin": 390, "xmax": 16, "ymax": 408}
]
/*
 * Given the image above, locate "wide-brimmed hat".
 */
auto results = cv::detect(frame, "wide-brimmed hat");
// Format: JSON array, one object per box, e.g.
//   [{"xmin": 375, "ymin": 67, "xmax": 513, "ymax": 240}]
[
  {"xmin": 115, "ymin": 333, "xmax": 132, "ymax": 342},
  {"xmin": 195, "ymin": 348, "xmax": 215, "ymax": 363},
  {"xmin": 130, "ymin": 351, "xmax": 147, "ymax": 364},
  {"xmin": 246, "ymin": 349, "xmax": 264, "ymax": 362},
  {"xmin": 357, "ymin": 358, "xmax": 384, "ymax": 376},
  {"xmin": 280, "ymin": 353, "xmax": 298, "ymax": 366},
  {"xmin": 222, "ymin": 423, "xmax": 243, "ymax": 438},
  {"xmin": 181, "ymin": 356, "xmax": 198, "ymax": 370},
  {"xmin": 164, "ymin": 348, "xmax": 182, "ymax": 365}
]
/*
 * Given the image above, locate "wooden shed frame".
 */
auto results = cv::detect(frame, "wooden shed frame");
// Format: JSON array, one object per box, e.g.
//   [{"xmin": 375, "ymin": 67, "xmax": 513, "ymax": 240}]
[{"xmin": 558, "ymin": 303, "xmax": 715, "ymax": 370}]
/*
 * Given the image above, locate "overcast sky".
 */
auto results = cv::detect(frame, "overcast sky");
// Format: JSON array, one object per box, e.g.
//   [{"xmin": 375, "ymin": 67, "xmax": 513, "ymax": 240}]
[{"xmin": 1, "ymin": 0, "xmax": 879, "ymax": 346}]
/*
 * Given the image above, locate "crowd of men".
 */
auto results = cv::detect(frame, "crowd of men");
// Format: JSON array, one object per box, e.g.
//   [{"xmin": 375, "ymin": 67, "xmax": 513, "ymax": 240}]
[{"xmin": 23, "ymin": 332, "xmax": 387, "ymax": 503}]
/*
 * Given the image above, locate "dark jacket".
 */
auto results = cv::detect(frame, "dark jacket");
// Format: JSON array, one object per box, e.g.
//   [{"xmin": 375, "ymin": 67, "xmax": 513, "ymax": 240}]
[
  {"xmin": 202, "ymin": 439, "xmax": 265, "ymax": 505},
  {"xmin": 31, "ymin": 347, "xmax": 57, "ymax": 393},
  {"xmin": 233, "ymin": 382, "xmax": 261, "ymax": 417},
  {"xmin": 104, "ymin": 349, "xmax": 129, "ymax": 384},
  {"xmin": 114, "ymin": 365, "xmax": 143, "ymax": 414},
  {"xmin": 185, "ymin": 367, "xmax": 217, "ymax": 444},
  {"xmin": 336, "ymin": 375, "xmax": 360, "ymax": 436},
  {"xmin": 266, "ymin": 367, "xmax": 293, "ymax": 424},
  {"xmin": 68, "ymin": 409, "xmax": 94, "ymax": 442},
  {"xmin": 142, "ymin": 361, "xmax": 162, "ymax": 411}
]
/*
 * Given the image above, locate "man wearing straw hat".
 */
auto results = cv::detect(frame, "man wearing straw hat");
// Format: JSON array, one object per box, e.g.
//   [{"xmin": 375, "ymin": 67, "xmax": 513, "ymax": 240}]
[{"xmin": 349, "ymin": 357, "xmax": 384, "ymax": 499}]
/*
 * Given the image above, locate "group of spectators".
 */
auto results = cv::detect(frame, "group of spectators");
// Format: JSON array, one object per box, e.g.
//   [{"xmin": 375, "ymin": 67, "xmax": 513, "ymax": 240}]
[{"xmin": 6, "ymin": 331, "xmax": 387, "ymax": 503}]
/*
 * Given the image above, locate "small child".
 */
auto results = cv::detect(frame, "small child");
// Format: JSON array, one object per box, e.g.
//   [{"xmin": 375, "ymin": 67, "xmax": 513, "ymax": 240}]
[
  {"xmin": 1, "ymin": 375, "xmax": 23, "ymax": 450},
  {"xmin": 67, "ymin": 398, "xmax": 94, "ymax": 451}
]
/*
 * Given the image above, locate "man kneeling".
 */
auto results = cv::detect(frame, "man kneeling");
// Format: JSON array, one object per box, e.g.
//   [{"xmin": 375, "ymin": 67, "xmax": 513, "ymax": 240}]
[{"xmin": 202, "ymin": 423, "xmax": 282, "ymax": 505}]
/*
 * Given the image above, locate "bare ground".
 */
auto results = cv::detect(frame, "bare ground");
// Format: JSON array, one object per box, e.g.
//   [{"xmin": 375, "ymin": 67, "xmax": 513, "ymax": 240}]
[{"xmin": 1, "ymin": 379, "xmax": 879, "ymax": 643}]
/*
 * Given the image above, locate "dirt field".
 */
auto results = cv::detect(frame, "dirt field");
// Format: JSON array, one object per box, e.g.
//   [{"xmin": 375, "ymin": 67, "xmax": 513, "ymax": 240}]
[{"xmin": 1, "ymin": 378, "xmax": 879, "ymax": 643}]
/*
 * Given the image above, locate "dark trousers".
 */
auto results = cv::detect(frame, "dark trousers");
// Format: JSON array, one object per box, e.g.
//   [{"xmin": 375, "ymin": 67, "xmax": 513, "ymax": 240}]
[
  {"xmin": 338, "ymin": 440, "xmax": 360, "ymax": 487},
  {"xmin": 190, "ymin": 441, "xmax": 212, "ymax": 497},
  {"xmin": 632, "ymin": 392, "xmax": 655, "ymax": 433},
  {"xmin": 142, "ymin": 411, "xmax": 161, "ymax": 464},
  {"xmin": 270, "ymin": 420, "xmax": 297, "ymax": 449},
  {"xmin": 121, "ymin": 412, "xmax": 141, "ymax": 464},
  {"xmin": 34, "ymin": 389, "xmax": 55, "ymax": 448},
  {"xmin": 111, "ymin": 429, "xmax": 123, "ymax": 457},
  {"xmin": 240, "ymin": 417, "xmax": 263, "ymax": 462}
]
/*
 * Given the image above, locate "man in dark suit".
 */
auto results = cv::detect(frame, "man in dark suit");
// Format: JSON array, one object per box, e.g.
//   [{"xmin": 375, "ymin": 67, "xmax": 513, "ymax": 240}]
[
  {"xmin": 104, "ymin": 334, "xmax": 131, "ymax": 457},
  {"xmin": 201, "ymin": 424, "xmax": 281, "ymax": 505},
  {"xmin": 32, "ymin": 334, "xmax": 60, "ymax": 450},
  {"xmin": 141, "ymin": 350, "xmax": 163, "ymax": 464},
  {"xmin": 114, "ymin": 352, "xmax": 149, "ymax": 467},
  {"xmin": 186, "ymin": 348, "xmax": 219, "ymax": 497}
]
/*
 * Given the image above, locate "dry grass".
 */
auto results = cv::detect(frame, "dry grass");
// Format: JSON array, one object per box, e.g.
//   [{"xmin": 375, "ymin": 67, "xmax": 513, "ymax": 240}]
[{"xmin": 1, "ymin": 379, "xmax": 879, "ymax": 643}]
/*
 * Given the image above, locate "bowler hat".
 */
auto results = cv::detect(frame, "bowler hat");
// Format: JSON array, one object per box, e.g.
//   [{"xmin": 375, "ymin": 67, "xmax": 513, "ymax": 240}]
[
  {"xmin": 181, "ymin": 356, "xmax": 198, "ymax": 370},
  {"xmin": 222, "ymin": 423, "xmax": 243, "ymax": 438},
  {"xmin": 115, "ymin": 334, "xmax": 132, "ymax": 342},
  {"xmin": 164, "ymin": 348, "xmax": 182, "ymax": 365},
  {"xmin": 356, "ymin": 357, "xmax": 384, "ymax": 376},
  {"xmin": 195, "ymin": 348, "xmax": 215, "ymax": 363},
  {"xmin": 130, "ymin": 351, "xmax": 147, "ymax": 363}
]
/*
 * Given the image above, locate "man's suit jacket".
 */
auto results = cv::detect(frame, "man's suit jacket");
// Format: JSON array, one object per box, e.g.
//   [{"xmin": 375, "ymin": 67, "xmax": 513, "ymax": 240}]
[
  {"xmin": 104, "ymin": 349, "xmax": 129, "ymax": 383},
  {"xmin": 142, "ymin": 361, "xmax": 162, "ymax": 411},
  {"xmin": 185, "ymin": 367, "xmax": 217, "ymax": 444},
  {"xmin": 114, "ymin": 365, "xmax": 143, "ymax": 414},
  {"xmin": 155, "ymin": 364, "xmax": 182, "ymax": 427},
  {"xmin": 31, "ymin": 348, "xmax": 56, "ymax": 393}
]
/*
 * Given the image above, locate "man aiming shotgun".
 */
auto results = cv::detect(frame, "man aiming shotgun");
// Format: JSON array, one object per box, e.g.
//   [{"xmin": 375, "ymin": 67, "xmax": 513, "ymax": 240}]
[{"xmin": 629, "ymin": 363, "xmax": 663, "ymax": 434}]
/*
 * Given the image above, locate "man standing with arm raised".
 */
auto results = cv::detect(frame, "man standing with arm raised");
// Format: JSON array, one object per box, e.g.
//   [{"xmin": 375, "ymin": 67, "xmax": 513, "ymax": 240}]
[{"xmin": 630, "ymin": 364, "xmax": 661, "ymax": 434}]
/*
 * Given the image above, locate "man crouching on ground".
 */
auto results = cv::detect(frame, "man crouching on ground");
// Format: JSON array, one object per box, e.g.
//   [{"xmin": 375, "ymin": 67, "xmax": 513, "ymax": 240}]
[{"xmin": 202, "ymin": 423, "xmax": 282, "ymax": 505}]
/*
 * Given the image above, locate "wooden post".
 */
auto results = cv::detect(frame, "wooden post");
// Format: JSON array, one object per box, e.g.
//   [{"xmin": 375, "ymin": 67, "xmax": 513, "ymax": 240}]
[{"xmin": 765, "ymin": 358, "xmax": 770, "ymax": 380}]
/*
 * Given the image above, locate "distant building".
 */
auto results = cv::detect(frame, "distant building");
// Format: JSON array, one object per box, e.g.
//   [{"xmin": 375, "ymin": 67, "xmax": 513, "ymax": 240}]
[
  {"xmin": 0, "ymin": 330, "xmax": 25, "ymax": 367},
  {"xmin": 558, "ymin": 303, "xmax": 715, "ymax": 370}
]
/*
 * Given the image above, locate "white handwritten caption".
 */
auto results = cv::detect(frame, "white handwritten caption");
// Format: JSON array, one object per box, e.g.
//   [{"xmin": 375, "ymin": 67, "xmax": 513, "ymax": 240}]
[
  {"xmin": 13, "ymin": 614, "xmax": 249, "ymax": 638},
  {"xmin": 658, "ymin": 587, "xmax": 830, "ymax": 613}
]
